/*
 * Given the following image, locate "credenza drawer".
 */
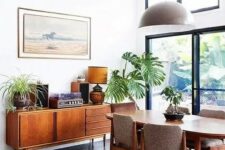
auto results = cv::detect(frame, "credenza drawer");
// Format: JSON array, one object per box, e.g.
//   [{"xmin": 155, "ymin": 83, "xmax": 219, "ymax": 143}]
[
  {"xmin": 86, "ymin": 115, "xmax": 108, "ymax": 123},
  {"xmin": 86, "ymin": 121, "xmax": 111, "ymax": 130},
  {"xmin": 86, "ymin": 127, "xmax": 111, "ymax": 136},
  {"xmin": 86, "ymin": 105, "xmax": 111, "ymax": 116}
]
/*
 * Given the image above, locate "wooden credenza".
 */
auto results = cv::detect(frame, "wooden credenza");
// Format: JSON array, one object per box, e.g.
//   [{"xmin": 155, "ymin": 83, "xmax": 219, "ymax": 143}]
[{"xmin": 6, "ymin": 104, "xmax": 111, "ymax": 150}]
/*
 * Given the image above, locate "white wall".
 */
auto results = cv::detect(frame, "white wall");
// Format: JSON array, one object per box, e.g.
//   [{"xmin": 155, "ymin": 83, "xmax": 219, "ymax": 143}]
[{"xmin": 0, "ymin": 0, "xmax": 137, "ymax": 149}]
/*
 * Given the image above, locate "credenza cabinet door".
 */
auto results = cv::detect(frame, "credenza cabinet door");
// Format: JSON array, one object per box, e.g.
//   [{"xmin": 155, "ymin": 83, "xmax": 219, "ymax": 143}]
[
  {"xmin": 56, "ymin": 108, "xmax": 85, "ymax": 141},
  {"xmin": 19, "ymin": 112, "xmax": 54, "ymax": 147}
]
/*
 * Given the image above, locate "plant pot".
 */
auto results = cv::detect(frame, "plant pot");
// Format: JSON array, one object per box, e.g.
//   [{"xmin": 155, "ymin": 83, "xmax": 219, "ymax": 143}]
[
  {"xmin": 163, "ymin": 113, "xmax": 184, "ymax": 121},
  {"xmin": 14, "ymin": 93, "xmax": 33, "ymax": 109}
]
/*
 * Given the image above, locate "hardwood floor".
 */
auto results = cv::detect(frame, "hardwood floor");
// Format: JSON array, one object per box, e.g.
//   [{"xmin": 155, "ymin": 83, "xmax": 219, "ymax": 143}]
[{"xmin": 56, "ymin": 140, "xmax": 110, "ymax": 150}]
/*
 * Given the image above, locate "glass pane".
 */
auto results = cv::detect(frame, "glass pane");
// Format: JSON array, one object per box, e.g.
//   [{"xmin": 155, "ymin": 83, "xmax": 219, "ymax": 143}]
[
  {"xmin": 151, "ymin": 35, "xmax": 192, "ymax": 112},
  {"xmin": 200, "ymin": 32, "xmax": 225, "ymax": 89},
  {"xmin": 182, "ymin": 0, "xmax": 219, "ymax": 12},
  {"xmin": 200, "ymin": 90, "xmax": 225, "ymax": 110},
  {"xmin": 200, "ymin": 32, "xmax": 225, "ymax": 110},
  {"xmin": 148, "ymin": 0, "xmax": 177, "ymax": 7}
]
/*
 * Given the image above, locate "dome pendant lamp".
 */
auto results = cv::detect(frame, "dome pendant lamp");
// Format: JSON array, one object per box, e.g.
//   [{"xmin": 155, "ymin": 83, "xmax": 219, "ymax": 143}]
[{"xmin": 139, "ymin": 1, "xmax": 194, "ymax": 27}]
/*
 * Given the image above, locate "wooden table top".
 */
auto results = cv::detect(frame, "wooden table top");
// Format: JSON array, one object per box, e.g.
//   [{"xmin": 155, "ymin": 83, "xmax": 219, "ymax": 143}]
[{"xmin": 106, "ymin": 110, "xmax": 225, "ymax": 137}]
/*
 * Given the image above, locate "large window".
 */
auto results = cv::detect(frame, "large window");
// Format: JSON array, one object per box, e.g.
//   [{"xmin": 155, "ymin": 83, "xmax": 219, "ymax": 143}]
[
  {"xmin": 150, "ymin": 35, "xmax": 192, "ymax": 112},
  {"xmin": 146, "ymin": 26, "xmax": 225, "ymax": 114},
  {"xmin": 147, "ymin": 0, "xmax": 219, "ymax": 13}
]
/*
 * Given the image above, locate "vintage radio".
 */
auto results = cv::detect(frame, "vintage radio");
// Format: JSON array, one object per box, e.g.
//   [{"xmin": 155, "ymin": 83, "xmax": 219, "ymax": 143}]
[
  {"xmin": 49, "ymin": 93, "xmax": 83, "ymax": 108},
  {"xmin": 49, "ymin": 98, "xmax": 83, "ymax": 109}
]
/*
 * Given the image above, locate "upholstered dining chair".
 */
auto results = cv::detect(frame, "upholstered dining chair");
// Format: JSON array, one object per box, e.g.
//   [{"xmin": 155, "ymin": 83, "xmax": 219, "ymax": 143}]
[
  {"xmin": 178, "ymin": 106, "xmax": 190, "ymax": 115},
  {"xmin": 142, "ymin": 124, "xmax": 186, "ymax": 150},
  {"xmin": 111, "ymin": 102, "xmax": 142, "ymax": 146},
  {"xmin": 187, "ymin": 109, "xmax": 225, "ymax": 150},
  {"xmin": 111, "ymin": 102, "xmax": 136, "ymax": 113},
  {"xmin": 199, "ymin": 109, "xmax": 225, "ymax": 119},
  {"xmin": 111, "ymin": 113, "xmax": 138, "ymax": 150}
]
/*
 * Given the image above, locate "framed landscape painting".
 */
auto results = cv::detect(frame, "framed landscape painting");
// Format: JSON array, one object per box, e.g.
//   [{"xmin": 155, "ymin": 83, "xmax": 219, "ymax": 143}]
[{"xmin": 18, "ymin": 8, "xmax": 91, "ymax": 59}]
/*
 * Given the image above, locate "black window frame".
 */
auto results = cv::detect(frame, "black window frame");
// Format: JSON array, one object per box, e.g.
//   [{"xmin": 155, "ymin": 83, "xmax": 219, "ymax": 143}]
[
  {"xmin": 145, "ymin": 25, "xmax": 225, "ymax": 114},
  {"xmin": 145, "ymin": 0, "xmax": 220, "ymax": 13}
]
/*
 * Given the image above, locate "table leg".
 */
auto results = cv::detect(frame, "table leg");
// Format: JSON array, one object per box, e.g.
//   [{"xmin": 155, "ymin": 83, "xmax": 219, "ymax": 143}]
[{"xmin": 194, "ymin": 136, "xmax": 201, "ymax": 150}]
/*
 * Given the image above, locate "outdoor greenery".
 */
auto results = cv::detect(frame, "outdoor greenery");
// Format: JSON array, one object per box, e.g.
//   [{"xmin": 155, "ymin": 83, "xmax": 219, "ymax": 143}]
[
  {"xmin": 105, "ymin": 52, "xmax": 165, "ymax": 108},
  {"xmin": 200, "ymin": 33, "xmax": 225, "ymax": 106}
]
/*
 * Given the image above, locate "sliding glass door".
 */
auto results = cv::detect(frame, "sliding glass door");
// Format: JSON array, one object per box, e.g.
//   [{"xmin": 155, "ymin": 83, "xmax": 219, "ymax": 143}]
[{"xmin": 147, "ymin": 27, "xmax": 225, "ymax": 113}]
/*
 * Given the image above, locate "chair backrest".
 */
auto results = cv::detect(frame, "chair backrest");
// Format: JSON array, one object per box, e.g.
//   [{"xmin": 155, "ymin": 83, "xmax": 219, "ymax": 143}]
[
  {"xmin": 143, "ymin": 124, "xmax": 184, "ymax": 150},
  {"xmin": 113, "ymin": 113, "xmax": 136, "ymax": 149},
  {"xmin": 111, "ymin": 102, "xmax": 136, "ymax": 113},
  {"xmin": 198, "ymin": 109, "xmax": 225, "ymax": 119},
  {"xmin": 178, "ymin": 107, "xmax": 190, "ymax": 115}
]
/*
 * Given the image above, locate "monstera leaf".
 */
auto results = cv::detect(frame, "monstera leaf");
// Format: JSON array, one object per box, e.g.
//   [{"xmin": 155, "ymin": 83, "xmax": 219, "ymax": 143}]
[{"xmin": 105, "ymin": 52, "xmax": 165, "ymax": 106}]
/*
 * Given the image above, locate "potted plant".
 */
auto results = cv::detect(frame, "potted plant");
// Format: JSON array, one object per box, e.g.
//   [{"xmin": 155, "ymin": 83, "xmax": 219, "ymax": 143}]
[
  {"xmin": 161, "ymin": 86, "xmax": 184, "ymax": 120},
  {"xmin": 105, "ymin": 52, "xmax": 165, "ymax": 109},
  {"xmin": 0, "ymin": 74, "xmax": 45, "ymax": 112}
]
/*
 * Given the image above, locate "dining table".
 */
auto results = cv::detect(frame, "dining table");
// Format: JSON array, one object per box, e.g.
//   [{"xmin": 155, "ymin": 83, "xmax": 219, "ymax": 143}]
[{"xmin": 106, "ymin": 110, "xmax": 225, "ymax": 150}]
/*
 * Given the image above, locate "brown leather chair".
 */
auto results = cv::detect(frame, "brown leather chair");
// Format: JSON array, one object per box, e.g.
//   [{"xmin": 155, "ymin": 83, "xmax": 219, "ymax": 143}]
[
  {"xmin": 111, "ymin": 113, "xmax": 138, "ymax": 150},
  {"xmin": 187, "ymin": 109, "xmax": 225, "ymax": 150},
  {"xmin": 111, "ymin": 102, "xmax": 136, "ymax": 113},
  {"xmin": 142, "ymin": 124, "xmax": 186, "ymax": 150}
]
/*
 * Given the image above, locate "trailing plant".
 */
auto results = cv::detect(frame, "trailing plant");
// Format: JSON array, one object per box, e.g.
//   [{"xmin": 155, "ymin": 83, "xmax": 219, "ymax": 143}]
[
  {"xmin": 161, "ymin": 86, "xmax": 183, "ymax": 114},
  {"xmin": 0, "ymin": 74, "xmax": 45, "ymax": 112},
  {"xmin": 105, "ymin": 52, "xmax": 165, "ymax": 109}
]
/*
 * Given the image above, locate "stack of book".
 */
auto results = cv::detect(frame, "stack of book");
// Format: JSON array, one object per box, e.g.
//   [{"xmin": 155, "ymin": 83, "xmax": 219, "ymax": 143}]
[{"xmin": 49, "ymin": 92, "xmax": 83, "ymax": 109}]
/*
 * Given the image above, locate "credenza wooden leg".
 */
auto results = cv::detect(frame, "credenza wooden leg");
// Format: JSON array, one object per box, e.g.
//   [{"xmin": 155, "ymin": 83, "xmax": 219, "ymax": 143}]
[
  {"xmin": 91, "ymin": 138, "xmax": 94, "ymax": 148},
  {"xmin": 103, "ymin": 134, "xmax": 106, "ymax": 147}
]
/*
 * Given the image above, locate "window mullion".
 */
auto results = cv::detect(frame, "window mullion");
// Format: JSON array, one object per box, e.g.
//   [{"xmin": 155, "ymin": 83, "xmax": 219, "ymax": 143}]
[
  {"xmin": 145, "ymin": 37, "xmax": 152, "ymax": 110},
  {"xmin": 192, "ymin": 33, "xmax": 200, "ymax": 115}
]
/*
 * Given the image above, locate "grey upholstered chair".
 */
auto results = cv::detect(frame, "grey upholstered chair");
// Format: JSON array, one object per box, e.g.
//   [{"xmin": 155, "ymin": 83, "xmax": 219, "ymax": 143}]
[
  {"xmin": 111, "ymin": 102, "xmax": 136, "ymax": 113},
  {"xmin": 178, "ymin": 106, "xmax": 190, "ymax": 115},
  {"xmin": 111, "ymin": 113, "xmax": 138, "ymax": 150},
  {"xmin": 143, "ymin": 124, "xmax": 186, "ymax": 150},
  {"xmin": 199, "ymin": 109, "xmax": 225, "ymax": 119},
  {"xmin": 187, "ymin": 109, "xmax": 225, "ymax": 150}
]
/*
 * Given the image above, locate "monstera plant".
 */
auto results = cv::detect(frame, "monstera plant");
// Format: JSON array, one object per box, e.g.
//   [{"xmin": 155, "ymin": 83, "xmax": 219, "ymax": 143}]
[{"xmin": 105, "ymin": 52, "xmax": 165, "ymax": 109}]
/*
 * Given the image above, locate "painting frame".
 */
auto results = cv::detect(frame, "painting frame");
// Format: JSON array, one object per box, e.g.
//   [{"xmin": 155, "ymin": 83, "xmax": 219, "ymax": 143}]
[{"xmin": 18, "ymin": 8, "xmax": 91, "ymax": 60}]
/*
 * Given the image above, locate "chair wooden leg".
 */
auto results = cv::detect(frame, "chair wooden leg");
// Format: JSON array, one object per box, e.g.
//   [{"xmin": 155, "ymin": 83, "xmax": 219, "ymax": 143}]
[
  {"xmin": 182, "ymin": 131, "xmax": 187, "ymax": 150},
  {"xmin": 208, "ymin": 145, "xmax": 225, "ymax": 150},
  {"xmin": 140, "ymin": 129, "xmax": 144, "ymax": 150}
]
